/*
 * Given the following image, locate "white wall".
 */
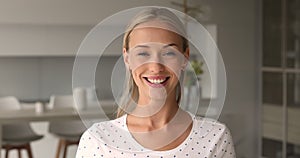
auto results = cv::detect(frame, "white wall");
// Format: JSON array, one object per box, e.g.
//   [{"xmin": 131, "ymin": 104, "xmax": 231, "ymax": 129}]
[
  {"xmin": 0, "ymin": 24, "xmax": 126, "ymax": 56},
  {"xmin": 0, "ymin": 24, "xmax": 91, "ymax": 56},
  {"xmin": 0, "ymin": 0, "xmax": 179, "ymax": 25}
]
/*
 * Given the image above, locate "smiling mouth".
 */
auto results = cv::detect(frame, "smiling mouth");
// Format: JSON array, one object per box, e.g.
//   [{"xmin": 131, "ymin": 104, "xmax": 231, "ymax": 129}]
[{"xmin": 143, "ymin": 77, "xmax": 170, "ymax": 84}]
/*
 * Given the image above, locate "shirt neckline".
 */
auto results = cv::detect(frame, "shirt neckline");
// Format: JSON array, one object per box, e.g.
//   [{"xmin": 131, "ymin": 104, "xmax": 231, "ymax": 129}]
[{"xmin": 123, "ymin": 112, "xmax": 196, "ymax": 154}]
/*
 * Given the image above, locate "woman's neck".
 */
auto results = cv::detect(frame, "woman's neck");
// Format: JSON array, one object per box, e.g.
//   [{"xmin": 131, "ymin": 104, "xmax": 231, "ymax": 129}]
[
  {"xmin": 129, "ymin": 96, "xmax": 180, "ymax": 131},
  {"xmin": 126, "ymin": 99, "xmax": 193, "ymax": 151}
]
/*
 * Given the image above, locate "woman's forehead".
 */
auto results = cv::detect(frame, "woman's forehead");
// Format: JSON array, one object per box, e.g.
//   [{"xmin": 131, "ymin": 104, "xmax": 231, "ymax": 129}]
[
  {"xmin": 134, "ymin": 20, "xmax": 181, "ymax": 34},
  {"xmin": 129, "ymin": 27, "xmax": 183, "ymax": 50}
]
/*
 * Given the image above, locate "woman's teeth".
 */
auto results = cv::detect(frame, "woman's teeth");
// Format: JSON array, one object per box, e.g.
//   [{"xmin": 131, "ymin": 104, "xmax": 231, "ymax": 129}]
[
  {"xmin": 145, "ymin": 77, "xmax": 169, "ymax": 84},
  {"xmin": 148, "ymin": 78, "xmax": 166, "ymax": 84}
]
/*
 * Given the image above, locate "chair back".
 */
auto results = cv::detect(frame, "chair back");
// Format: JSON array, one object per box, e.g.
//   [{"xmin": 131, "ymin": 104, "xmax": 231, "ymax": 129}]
[
  {"xmin": 49, "ymin": 95, "xmax": 86, "ymax": 136},
  {"xmin": 0, "ymin": 96, "xmax": 21, "ymax": 110}
]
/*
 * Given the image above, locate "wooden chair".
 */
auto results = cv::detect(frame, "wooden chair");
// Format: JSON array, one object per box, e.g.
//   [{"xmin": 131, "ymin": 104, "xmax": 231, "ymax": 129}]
[
  {"xmin": 48, "ymin": 95, "xmax": 86, "ymax": 158},
  {"xmin": 0, "ymin": 96, "xmax": 43, "ymax": 158},
  {"xmin": 3, "ymin": 144, "xmax": 33, "ymax": 158}
]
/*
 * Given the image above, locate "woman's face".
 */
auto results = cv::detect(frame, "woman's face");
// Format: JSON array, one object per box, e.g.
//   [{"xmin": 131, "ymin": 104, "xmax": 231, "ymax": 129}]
[{"xmin": 124, "ymin": 23, "xmax": 189, "ymax": 103}]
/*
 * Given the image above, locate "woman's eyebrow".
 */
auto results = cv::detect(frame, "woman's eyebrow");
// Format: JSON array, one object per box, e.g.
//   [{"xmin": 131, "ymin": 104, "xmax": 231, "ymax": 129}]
[
  {"xmin": 133, "ymin": 43, "xmax": 179, "ymax": 49},
  {"xmin": 163, "ymin": 43, "xmax": 179, "ymax": 48}
]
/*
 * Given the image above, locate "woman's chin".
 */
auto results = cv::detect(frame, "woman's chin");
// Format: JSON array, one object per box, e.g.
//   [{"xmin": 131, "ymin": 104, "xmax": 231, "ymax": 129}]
[{"xmin": 148, "ymin": 87, "xmax": 167, "ymax": 101}]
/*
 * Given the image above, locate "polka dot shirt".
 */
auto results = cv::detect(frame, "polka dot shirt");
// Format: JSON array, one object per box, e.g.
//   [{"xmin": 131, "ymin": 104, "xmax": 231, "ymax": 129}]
[{"xmin": 76, "ymin": 114, "xmax": 236, "ymax": 158}]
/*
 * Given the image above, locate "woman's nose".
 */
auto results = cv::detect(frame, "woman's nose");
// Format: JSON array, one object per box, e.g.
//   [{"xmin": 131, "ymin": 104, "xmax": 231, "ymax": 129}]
[{"xmin": 148, "ymin": 62, "xmax": 165, "ymax": 73}]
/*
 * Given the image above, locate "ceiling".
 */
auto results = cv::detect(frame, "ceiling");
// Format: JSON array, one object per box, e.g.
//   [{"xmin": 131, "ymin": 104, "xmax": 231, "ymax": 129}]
[{"xmin": 0, "ymin": 0, "xmax": 181, "ymax": 25}]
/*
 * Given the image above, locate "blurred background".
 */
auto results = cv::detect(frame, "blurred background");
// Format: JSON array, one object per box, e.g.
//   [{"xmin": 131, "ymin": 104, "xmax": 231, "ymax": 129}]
[{"xmin": 0, "ymin": 0, "xmax": 298, "ymax": 158}]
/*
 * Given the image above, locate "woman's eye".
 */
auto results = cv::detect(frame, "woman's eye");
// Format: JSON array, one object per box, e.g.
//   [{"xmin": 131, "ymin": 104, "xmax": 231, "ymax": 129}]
[
  {"xmin": 163, "ymin": 51, "xmax": 176, "ymax": 56},
  {"xmin": 137, "ymin": 52, "xmax": 150, "ymax": 56}
]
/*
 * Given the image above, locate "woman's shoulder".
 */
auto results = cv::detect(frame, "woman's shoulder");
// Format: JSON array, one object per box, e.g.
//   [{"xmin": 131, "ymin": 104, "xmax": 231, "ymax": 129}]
[
  {"xmin": 86, "ymin": 115, "xmax": 127, "ymax": 136},
  {"xmin": 189, "ymin": 116, "xmax": 236, "ymax": 157},
  {"xmin": 192, "ymin": 115, "xmax": 231, "ymax": 138},
  {"xmin": 82, "ymin": 115, "xmax": 130, "ymax": 143},
  {"xmin": 193, "ymin": 115, "xmax": 226, "ymax": 127},
  {"xmin": 76, "ymin": 116, "xmax": 129, "ymax": 157}
]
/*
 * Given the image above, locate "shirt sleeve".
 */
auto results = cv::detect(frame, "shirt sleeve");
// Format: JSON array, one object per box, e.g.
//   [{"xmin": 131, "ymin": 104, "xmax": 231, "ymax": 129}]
[
  {"xmin": 76, "ymin": 129, "xmax": 104, "ymax": 158},
  {"xmin": 216, "ymin": 126, "xmax": 236, "ymax": 158}
]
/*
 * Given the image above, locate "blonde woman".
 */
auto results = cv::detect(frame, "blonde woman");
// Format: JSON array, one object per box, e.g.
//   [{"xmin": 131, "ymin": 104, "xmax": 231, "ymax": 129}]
[{"xmin": 76, "ymin": 7, "xmax": 235, "ymax": 158}]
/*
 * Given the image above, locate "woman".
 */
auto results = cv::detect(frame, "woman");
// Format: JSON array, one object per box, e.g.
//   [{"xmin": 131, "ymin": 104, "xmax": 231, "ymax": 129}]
[{"xmin": 76, "ymin": 7, "xmax": 235, "ymax": 158}]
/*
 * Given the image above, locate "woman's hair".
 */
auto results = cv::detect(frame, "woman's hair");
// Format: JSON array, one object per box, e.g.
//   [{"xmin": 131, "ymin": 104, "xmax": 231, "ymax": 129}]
[{"xmin": 117, "ymin": 7, "xmax": 189, "ymax": 118}]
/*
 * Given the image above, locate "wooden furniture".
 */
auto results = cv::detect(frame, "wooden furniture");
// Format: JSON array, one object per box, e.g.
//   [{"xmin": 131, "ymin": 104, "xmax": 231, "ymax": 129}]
[
  {"xmin": 0, "ymin": 96, "xmax": 43, "ymax": 158},
  {"xmin": 2, "ymin": 144, "xmax": 33, "ymax": 158},
  {"xmin": 0, "ymin": 103, "xmax": 115, "ymax": 157},
  {"xmin": 48, "ymin": 95, "xmax": 87, "ymax": 158}
]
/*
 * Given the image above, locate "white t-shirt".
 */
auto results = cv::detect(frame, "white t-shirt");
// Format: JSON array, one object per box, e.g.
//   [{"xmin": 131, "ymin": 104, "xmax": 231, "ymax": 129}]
[{"xmin": 76, "ymin": 114, "xmax": 236, "ymax": 158}]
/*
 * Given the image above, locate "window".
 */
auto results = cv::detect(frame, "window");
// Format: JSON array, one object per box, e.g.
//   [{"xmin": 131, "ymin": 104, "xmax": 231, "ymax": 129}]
[{"xmin": 262, "ymin": 0, "xmax": 300, "ymax": 157}]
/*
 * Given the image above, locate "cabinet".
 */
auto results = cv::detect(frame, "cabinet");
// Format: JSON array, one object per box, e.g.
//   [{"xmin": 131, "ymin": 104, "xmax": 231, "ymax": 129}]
[{"xmin": 262, "ymin": 0, "xmax": 300, "ymax": 157}]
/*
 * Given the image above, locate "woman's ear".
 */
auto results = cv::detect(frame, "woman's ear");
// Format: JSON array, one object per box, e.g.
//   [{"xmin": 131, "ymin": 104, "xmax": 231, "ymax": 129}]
[
  {"xmin": 182, "ymin": 47, "xmax": 190, "ymax": 69},
  {"xmin": 123, "ymin": 48, "xmax": 130, "ymax": 70}
]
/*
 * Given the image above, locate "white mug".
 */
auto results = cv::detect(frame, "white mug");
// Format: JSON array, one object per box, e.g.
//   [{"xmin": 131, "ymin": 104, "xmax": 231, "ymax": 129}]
[{"xmin": 35, "ymin": 102, "xmax": 44, "ymax": 113}]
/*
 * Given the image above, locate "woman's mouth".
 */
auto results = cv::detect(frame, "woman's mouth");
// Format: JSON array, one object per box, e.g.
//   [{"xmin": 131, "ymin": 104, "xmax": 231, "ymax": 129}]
[{"xmin": 143, "ymin": 76, "xmax": 170, "ymax": 86}]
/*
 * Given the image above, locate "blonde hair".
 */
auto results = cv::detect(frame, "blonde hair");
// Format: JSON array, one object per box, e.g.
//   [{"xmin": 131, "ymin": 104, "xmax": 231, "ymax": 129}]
[{"xmin": 117, "ymin": 7, "xmax": 188, "ymax": 118}]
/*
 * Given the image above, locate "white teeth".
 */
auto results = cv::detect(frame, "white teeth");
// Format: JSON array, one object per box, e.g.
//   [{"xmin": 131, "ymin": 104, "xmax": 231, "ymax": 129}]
[{"xmin": 147, "ymin": 78, "xmax": 166, "ymax": 84}]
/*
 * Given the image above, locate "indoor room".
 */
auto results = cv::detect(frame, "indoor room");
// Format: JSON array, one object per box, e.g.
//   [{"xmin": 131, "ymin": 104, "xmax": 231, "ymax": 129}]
[{"xmin": 0, "ymin": 0, "xmax": 298, "ymax": 158}]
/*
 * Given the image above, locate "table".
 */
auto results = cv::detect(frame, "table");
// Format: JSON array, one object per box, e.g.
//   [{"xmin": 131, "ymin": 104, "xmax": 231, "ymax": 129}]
[{"xmin": 0, "ymin": 104, "xmax": 116, "ymax": 156}]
